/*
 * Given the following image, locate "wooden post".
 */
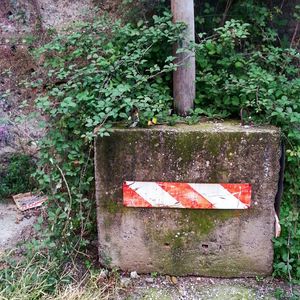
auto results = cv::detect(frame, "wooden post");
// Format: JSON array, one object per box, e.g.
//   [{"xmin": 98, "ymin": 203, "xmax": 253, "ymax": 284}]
[{"xmin": 172, "ymin": 0, "xmax": 195, "ymax": 116}]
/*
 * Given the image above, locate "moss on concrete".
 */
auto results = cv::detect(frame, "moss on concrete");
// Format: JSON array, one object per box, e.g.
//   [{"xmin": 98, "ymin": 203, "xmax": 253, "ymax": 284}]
[
  {"xmin": 141, "ymin": 209, "xmax": 238, "ymax": 275},
  {"xmin": 182, "ymin": 210, "xmax": 237, "ymax": 235},
  {"xmin": 105, "ymin": 199, "xmax": 122, "ymax": 214},
  {"xmin": 170, "ymin": 133, "xmax": 196, "ymax": 163}
]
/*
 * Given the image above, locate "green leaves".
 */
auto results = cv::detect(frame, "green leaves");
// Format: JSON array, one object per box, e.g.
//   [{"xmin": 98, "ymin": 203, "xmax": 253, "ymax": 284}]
[
  {"xmin": 215, "ymin": 19, "xmax": 250, "ymax": 42},
  {"xmin": 194, "ymin": 9, "xmax": 300, "ymax": 283},
  {"xmin": 30, "ymin": 14, "xmax": 184, "ymax": 285},
  {"xmin": 36, "ymin": 96, "xmax": 51, "ymax": 110}
]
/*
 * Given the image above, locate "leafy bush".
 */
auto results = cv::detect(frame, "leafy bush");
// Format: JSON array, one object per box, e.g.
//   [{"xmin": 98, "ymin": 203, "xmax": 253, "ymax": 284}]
[
  {"xmin": 0, "ymin": 14, "xmax": 185, "ymax": 299},
  {"xmin": 34, "ymin": 11, "xmax": 185, "ymax": 249},
  {"xmin": 193, "ymin": 7, "xmax": 300, "ymax": 284}
]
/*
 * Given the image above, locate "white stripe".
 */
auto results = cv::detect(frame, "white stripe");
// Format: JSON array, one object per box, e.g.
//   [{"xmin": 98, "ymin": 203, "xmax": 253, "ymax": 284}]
[
  {"xmin": 189, "ymin": 184, "xmax": 248, "ymax": 209},
  {"xmin": 126, "ymin": 181, "xmax": 184, "ymax": 208}
]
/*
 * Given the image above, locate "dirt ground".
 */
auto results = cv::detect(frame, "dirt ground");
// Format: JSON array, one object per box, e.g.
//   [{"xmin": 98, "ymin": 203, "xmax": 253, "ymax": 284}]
[{"xmin": 0, "ymin": 199, "xmax": 37, "ymax": 256}]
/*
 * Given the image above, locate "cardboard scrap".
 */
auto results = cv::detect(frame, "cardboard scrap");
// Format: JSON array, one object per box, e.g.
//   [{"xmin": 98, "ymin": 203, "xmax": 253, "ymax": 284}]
[{"xmin": 12, "ymin": 192, "xmax": 47, "ymax": 211}]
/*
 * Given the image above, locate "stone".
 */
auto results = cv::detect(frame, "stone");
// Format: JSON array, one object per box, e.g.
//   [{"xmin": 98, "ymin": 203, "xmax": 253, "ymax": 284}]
[
  {"xmin": 0, "ymin": 202, "xmax": 36, "ymax": 254},
  {"xmin": 145, "ymin": 277, "xmax": 154, "ymax": 283},
  {"xmin": 130, "ymin": 271, "xmax": 140, "ymax": 279},
  {"xmin": 171, "ymin": 276, "xmax": 178, "ymax": 285},
  {"xmin": 120, "ymin": 277, "xmax": 132, "ymax": 288},
  {"xmin": 95, "ymin": 122, "xmax": 281, "ymax": 277}
]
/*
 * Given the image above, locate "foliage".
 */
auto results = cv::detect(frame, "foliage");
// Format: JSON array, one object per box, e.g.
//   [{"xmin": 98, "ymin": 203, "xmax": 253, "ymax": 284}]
[
  {"xmin": 273, "ymin": 159, "xmax": 300, "ymax": 283},
  {"xmin": 0, "ymin": 13, "xmax": 185, "ymax": 299},
  {"xmin": 0, "ymin": 154, "xmax": 37, "ymax": 200},
  {"xmin": 193, "ymin": 2, "xmax": 300, "ymax": 284}
]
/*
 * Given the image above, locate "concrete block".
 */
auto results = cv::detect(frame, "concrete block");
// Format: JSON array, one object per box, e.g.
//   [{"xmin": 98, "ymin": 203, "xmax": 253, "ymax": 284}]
[{"xmin": 95, "ymin": 122, "xmax": 281, "ymax": 277}]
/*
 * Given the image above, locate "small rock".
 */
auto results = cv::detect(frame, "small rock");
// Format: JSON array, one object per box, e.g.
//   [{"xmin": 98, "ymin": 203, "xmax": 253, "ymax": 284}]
[
  {"xmin": 171, "ymin": 276, "xmax": 178, "ymax": 285},
  {"xmin": 99, "ymin": 269, "xmax": 108, "ymax": 278},
  {"xmin": 166, "ymin": 275, "xmax": 178, "ymax": 285},
  {"xmin": 130, "ymin": 271, "xmax": 139, "ymax": 279},
  {"xmin": 145, "ymin": 277, "xmax": 154, "ymax": 283},
  {"xmin": 120, "ymin": 277, "xmax": 131, "ymax": 288}
]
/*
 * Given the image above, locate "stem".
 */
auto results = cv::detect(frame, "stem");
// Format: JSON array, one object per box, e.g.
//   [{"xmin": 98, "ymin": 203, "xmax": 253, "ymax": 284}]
[
  {"xmin": 221, "ymin": 0, "xmax": 233, "ymax": 26},
  {"xmin": 290, "ymin": 22, "xmax": 299, "ymax": 48},
  {"xmin": 55, "ymin": 163, "xmax": 73, "ymax": 236},
  {"xmin": 287, "ymin": 230, "xmax": 293, "ymax": 294}
]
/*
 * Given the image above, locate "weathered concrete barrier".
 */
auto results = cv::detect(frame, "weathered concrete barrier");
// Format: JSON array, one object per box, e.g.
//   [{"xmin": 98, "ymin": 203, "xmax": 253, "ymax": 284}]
[{"xmin": 95, "ymin": 122, "xmax": 281, "ymax": 277}]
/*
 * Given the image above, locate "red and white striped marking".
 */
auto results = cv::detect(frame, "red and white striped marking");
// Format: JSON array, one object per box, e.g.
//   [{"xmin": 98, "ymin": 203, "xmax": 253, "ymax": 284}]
[{"xmin": 123, "ymin": 182, "xmax": 251, "ymax": 209}]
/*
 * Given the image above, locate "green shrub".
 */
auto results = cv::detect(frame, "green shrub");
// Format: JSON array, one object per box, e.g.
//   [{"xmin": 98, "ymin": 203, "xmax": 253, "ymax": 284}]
[
  {"xmin": 1, "ymin": 14, "xmax": 186, "ymax": 297},
  {"xmin": 193, "ymin": 5, "xmax": 300, "ymax": 284}
]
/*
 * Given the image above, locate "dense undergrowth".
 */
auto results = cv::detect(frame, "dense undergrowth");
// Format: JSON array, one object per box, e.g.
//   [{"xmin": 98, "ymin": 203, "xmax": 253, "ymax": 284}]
[
  {"xmin": 0, "ymin": 1, "xmax": 299, "ymax": 299},
  {"xmin": 0, "ymin": 154, "xmax": 37, "ymax": 200},
  {"xmin": 192, "ymin": 2, "xmax": 300, "ymax": 284}
]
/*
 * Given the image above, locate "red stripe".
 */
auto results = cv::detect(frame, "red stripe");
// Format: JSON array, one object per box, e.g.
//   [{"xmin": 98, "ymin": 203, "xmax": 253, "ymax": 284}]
[
  {"xmin": 221, "ymin": 184, "xmax": 251, "ymax": 206},
  {"xmin": 123, "ymin": 183, "xmax": 152, "ymax": 208},
  {"xmin": 157, "ymin": 182, "xmax": 213, "ymax": 209}
]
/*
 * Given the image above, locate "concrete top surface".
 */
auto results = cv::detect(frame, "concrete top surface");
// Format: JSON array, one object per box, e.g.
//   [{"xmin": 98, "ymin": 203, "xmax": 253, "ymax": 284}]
[{"xmin": 112, "ymin": 121, "xmax": 280, "ymax": 134}]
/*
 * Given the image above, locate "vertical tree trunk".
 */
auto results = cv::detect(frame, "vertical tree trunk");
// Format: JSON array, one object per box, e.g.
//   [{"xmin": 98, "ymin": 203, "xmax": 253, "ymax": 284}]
[{"xmin": 172, "ymin": 0, "xmax": 195, "ymax": 116}]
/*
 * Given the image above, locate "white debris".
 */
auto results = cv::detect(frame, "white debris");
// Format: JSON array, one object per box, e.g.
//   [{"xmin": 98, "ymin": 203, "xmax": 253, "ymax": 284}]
[{"xmin": 130, "ymin": 271, "xmax": 140, "ymax": 279}]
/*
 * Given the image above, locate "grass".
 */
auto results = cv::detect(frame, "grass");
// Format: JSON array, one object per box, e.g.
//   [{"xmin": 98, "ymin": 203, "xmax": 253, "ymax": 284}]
[
  {"xmin": 44, "ymin": 271, "xmax": 121, "ymax": 300},
  {"xmin": 1, "ymin": 247, "xmax": 300, "ymax": 300},
  {"xmin": 0, "ymin": 248, "xmax": 121, "ymax": 300}
]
